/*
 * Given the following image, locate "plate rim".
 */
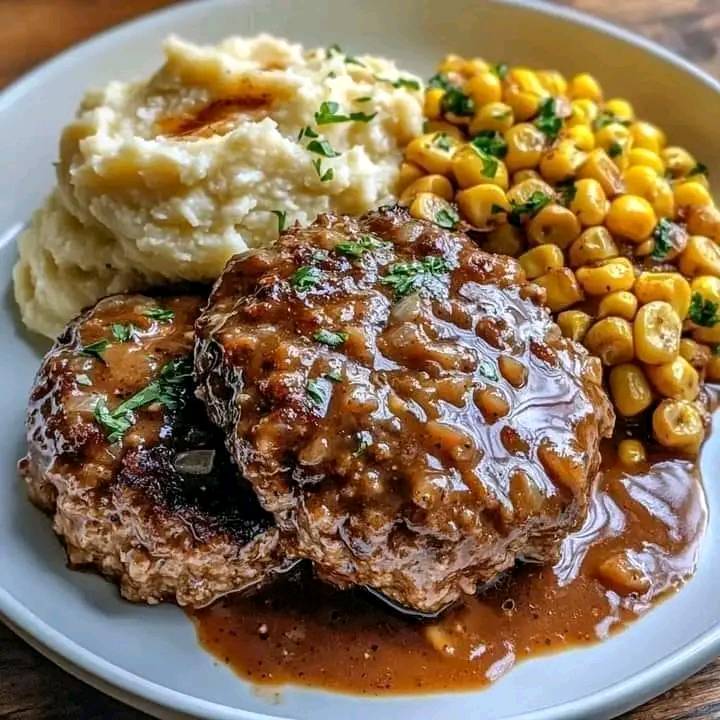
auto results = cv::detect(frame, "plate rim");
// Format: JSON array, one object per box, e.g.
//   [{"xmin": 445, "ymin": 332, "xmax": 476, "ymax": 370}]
[{"xmin": 1, "ymin": 0, "xmax": 720, "ymax": 718}]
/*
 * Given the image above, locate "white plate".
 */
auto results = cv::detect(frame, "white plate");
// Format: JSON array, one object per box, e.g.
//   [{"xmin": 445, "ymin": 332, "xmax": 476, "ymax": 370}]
[{"xmin": 1, "ymin": 1, "xmax": 719, "ymax": 719}]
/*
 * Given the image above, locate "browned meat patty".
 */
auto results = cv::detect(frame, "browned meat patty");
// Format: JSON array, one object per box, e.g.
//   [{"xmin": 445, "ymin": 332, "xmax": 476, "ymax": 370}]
[
  {"xmin": 195, "ymin": 207, "xmax": 615, "ymax": 614},
  {"xmin": 20, "ymin": 293, "xmax": 289, "ymax": 608}
]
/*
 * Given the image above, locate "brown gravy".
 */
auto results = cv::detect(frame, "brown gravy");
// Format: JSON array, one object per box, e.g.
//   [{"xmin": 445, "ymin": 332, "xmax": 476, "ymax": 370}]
[{"xmin": 191, "ymin": 444, "xmax": 707, "ymax": 694}]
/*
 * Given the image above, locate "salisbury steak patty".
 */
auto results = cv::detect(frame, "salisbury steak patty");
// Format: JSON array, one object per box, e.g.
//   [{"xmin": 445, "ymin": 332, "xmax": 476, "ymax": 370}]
[
  {"xmin": 20, "ymin": 293, "xmax": 286, "ymax": 607},
  {"xmin": 195, "ymin": 207, "xmax": 615, "ymax": 614}
]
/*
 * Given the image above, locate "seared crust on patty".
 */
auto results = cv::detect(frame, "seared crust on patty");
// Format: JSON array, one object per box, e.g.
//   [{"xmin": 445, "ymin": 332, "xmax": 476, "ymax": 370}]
[
  {"xmin": 20, "ymin": 293, "xmax": 287, "ymax": 607},
  {"xmin": 195, "ymin": 206, "xmax": 615, "ymax": 614}
]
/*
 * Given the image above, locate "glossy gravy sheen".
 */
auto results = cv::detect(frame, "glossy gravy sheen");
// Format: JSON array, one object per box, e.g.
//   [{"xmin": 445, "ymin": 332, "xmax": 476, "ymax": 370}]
[{"xmin": 191, "ymin": 443, "xmax": 706, "ymax": 694}]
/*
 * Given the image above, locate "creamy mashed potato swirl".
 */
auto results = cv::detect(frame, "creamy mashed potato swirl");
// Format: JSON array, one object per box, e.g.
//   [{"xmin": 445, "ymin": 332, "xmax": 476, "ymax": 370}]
[{"xmin": 15, "ymin": 34, "xmax": 423, "ymax": 337}]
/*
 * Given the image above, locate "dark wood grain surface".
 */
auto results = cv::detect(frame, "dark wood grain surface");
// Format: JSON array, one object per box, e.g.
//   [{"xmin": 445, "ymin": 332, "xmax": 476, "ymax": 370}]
[{"xmin": 1, "ymin": 1, "xmax": 719, "ymax": 719}]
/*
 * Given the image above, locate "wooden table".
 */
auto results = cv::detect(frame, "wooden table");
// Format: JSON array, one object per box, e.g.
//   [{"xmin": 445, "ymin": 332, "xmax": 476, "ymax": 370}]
[{"xmin": 1, "ymin": 1, "xmax": 719, "ymax": 718}]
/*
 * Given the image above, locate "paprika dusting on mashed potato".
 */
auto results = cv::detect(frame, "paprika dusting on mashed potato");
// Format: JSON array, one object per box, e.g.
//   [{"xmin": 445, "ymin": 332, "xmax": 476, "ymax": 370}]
[{"xmin": 14, "ymin": 35, "xmax": 423, "ymax": 338}]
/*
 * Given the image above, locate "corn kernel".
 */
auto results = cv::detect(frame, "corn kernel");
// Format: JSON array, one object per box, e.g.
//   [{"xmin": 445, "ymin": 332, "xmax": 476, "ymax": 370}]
[
  {"xmin": 506, "ymin": 177, "xmax": 556, "ymax": 207},
  {"xmin": 690, "ymin": 275, "xmax": 720, "ymax": 344},
  {"xmin": 513, "ymin": 169, "xmax": 542, "ymax": 184},
  {"xmin": 622, "ymin": 166, "xmax": 674, "ymax": 218},
  {"xmin": 609, "ymin": 363, "xmax": 653, "ymax": 415},
  {"xmin": 539, "ymin": 140, "xmax": 587, "ymax": 183},
  {"xmin": 679, "ymin": 338, "xmax": 712, "ymax": 370},
  {"xmin": 565, "ymin": 124, "xmax": 595, "ymax": 152},
  {"xmin": 598, "ymin": 290, "xmax": 638, "ymax": 320},
  {"xmin": 652, "ymin": 399, "xmax": 704, "ymax": 450},
  {"xmin": 570, "ymin": 178, "xmax": 609, "ymax": 226},
  {"xmin": 534, "ymin": 267, "xmax": 583, "ymax": 311},
  {"xmin": 469, "ymin": 102, "xmax": 514, "ymax": 134},
  {"xmin": 422, "ymin": 120, "xmax": 465, "ymax": 140},
  {"xmin": 577, "ymin": 148, "xmax": 624, "ymax": 197},
  {"xmin": 568, "ymin": 226, "xmax": 619, "ymax": 267},
  {"xmin": 569, "ymin": 72, "xmax": 603, "ymax": 102},
  {"xmin": 674, "ymin": 181, "xmax": 713, "ymax": 209},
  {"xmin": 627, "ymin": 148, "xmax": 665, "ymax": 175},
  {"xmin": 400, "ymin": 175, "xmax": 454, "ymax": 204},
  {"xmin": 645, "ymin": 356, "xmax": 700, "ymax": 401},
  {"xmin": 634, "ymin": 271, "xmax": 691, "ymax": 319},
  {"xmin": 527, "ymin": 204, "xmax": 581, "ymax": 249},
  {"xmin": 409, "ymin": 192, "xmax": 456, "ymax": 225},
  {"xmin": 678, "ymin": 235, "xmax": 720, "ymax": 277},
  {"xmin": 686, "ymin": 205, "xmax": 720, "ymax": 242},
  {"xmin": 707, "ymin": 354, "xmax": 720, "ymax": 381},
  {"xmin": 504, "ymin": 123, "xmax": 547, "ymax": 172},
  {"xmin": 576, "ymin": 257, "xmax": 635, "ymax": 295},
  {"xmin": 634, "ymin": 300, "xmax": 682, "ymax": 364},
  {"xmin": 465, "ymin": 57, "xmax": 490, "ymax": 75},
  {"xmin": 584, "ymin": 317, "xmax": 634, "ymax": 366},
  {"xmin": 405, "ymin": 132, "xmax": 460, "ymax": 175},
  {"xmin": 618, "ymin": 439, "xmax": 646, "ymax": 467},
  {"xmin": 465, "ymin": 71, "xmax": 503, "ymax": 106},
  {"xmin": 606, "ymin": 194, "xmax": 657, "ymax": 242},
  {"xmin": 536, "ymin": 69, "xmax": 567, "ymax": 96},
  {"xmin": 456, "ymin": 184, "xmax": 509, "ymax": 228},
  {"xmin": 595, "ymin": 122, "xmax": 631, "ymax": 157},
  {"xmin": 452, "ymin": 146, "xmax": 509, "ymax": 189},
  {"xmin": 557, "ymin": 309, "xmax": 593, "ymax": 342},
  {"xmin": 567, "ymin": 99, "xmax": 599, "ymax": 128},
  {"xmin": 438, "ymin": 54, "xmax": 467, "ymax": 74},
  {"xmin": 630, "ymin": 121, "xmax": 666, "ymax": 154},
  {"xmin": 397, "ymin": 162, "xmax": 425, "ymax": 194},
  {"xmin": 424, "ymin": 88, "xmax": 445, "ymax": 120},
  {"xmin": 482, "ymin": 224, "xmax": 525, "ymax": 257},
  {"xmin": 503, "ymin": 84, "xmax": 542, "ymax": 121},
  {"xmin": 604, "ymin": 98, "xmax": 635, "ymax": 123},
  {"xmin": 661, "ymin": 146, "xmax": 696, "ymax": 178},
  {"xmin": 519, "ymin": 244, "xmax": 565, "ymax": 279}
]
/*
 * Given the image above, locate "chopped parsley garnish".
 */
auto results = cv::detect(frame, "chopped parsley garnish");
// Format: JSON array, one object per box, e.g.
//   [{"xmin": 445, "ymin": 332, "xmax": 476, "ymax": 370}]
[
  {"xmin": 479, "ymin": 360, "xmax": 499, "ymax": 381},
  {"xmin": 335, "ymin": 234, "xmax": 386, "ymax": 259},
  {"xmin": 534, "ymin": 97, "xmax": 562, "ymax": 139},
  {"xmin": 312, "ymin": 158, "xmax": 334, "ymax": 182},
  {"xmin": 325, "ymin": 369, "xmax": 343, "ymax": 383},
  {"xmin": 392, "ymin": 77, "xmax": 421, "ymax": 91},
  {"xmin": 500, "ymin": 191, "xmax": 553, "ymax": 227},
  {"xmin": 111, "ymin": 323, "xmax": 136, "ymax": 343},
  {"xmin": 441, "ymin": 86, "xmax": 475, "ymax": 117},
  {"xmin": 271, "ymin": 209, "xmax": 287, "ymax": 233},
  {"xmin": 435, "ymin": 206, "xmax": 460, "ymax": 229},
  {"xmin": 355, "ymin": 96, "xmax": 372, "ymax": 103},
  {"xmin": 557, "ymin": 179, "xmax": 577, "ymax": 206},
  {"xmin": 313, "ymin": 329, "xmax": 349, "ymax": 347},
  {"xmin": 689, "ymin": 292, "xmax": 720, "ymax": 327},
  {"xmin": 297, "ymin": 125, "xmax": 319, "ymax": 140},
  {"xmin": 143, "ymin": 307, "xmax": 174, "ymax": 323},
  {"xmin": 80, "ymin": 339, "xmax": 109, "ymax": 363},
  {"xmin": 470, "ymin": 130, "xmax": 507, "ymax": 158},
  {"xmin": 469, "ymin": 145, "xmax": 499, "ymax": 177},
  {"xmin": 327, "ymin": 43, "xmax": 343, "ymax": 55},
  {"xmin": 690, "ymin": 162, "xmax": 709, "ymax": 177},
  {"xmin": 427, "ymin": 73, "xmax": 453, "ymax": 91},
  {"xmin": 608, "ymin": 141, "xmax": 623, "ymax": 158},
  {"xmin": 314, "ymin": 101, "xmax": 376, "ymax": 125},
  {"xmin": 306, "ymin": 138, "xmax": 340, "ymax": 157},
  {"xmin": 433, "ymin": 132, "xmax": 453, "ymax": 151},
  {"xmin": 93, "ymin": 356, "xmax": 192, "ymax": 443},
  {"xmin": 651, "ymin": 218, "xmax": 674, "ymax": 261},
  {"xmin": 75, "ymin": 374, "xmax": 92, "ymax": 387},
  {"xmin": 291, "ymin": 265, "xmax": 323, "ymax": 291},
  {"xmin": 306, "ymin": 378, "xmax": 328, "ymax": 407},
  {"xmin": 327, "ymin": 43, "xmax": 365, "ymax": 67},
  {"xmin": 380, "ymin": 256, "xmax": 451, "ymax": 298},
  {"xmin": 490, "ymin": 63, "xmax": 508, "ymax": 79}
]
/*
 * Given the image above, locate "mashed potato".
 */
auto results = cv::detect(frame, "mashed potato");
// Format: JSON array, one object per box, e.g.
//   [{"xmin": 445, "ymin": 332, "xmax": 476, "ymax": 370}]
[{"xmin": 16, "ymin": 34, "xmax": 423, "ymax": 337}]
